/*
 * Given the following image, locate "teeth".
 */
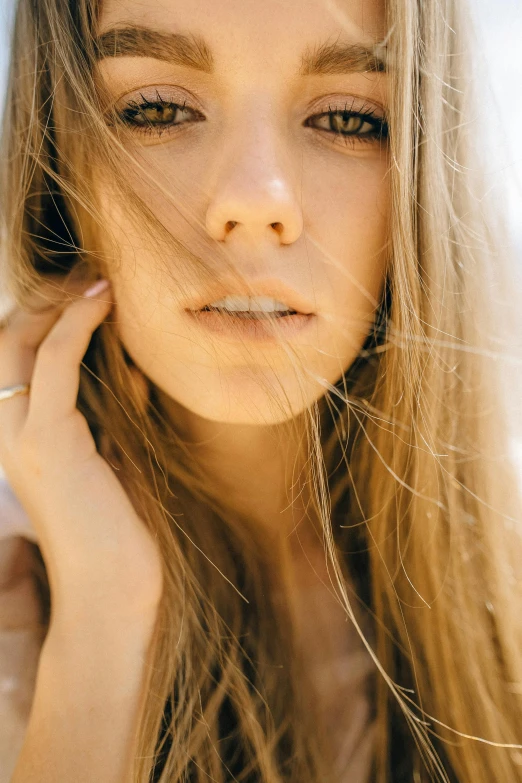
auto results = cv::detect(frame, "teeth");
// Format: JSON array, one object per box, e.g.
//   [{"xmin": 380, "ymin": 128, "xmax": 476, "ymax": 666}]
[{"xmin": 204, "ymin": 296, "xmax": 293, "ymax": 313}]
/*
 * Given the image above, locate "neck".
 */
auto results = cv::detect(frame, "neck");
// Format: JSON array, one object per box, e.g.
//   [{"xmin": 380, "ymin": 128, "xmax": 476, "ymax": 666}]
[{"xmin": 158, "ymin": 392, "xmax": 321, "ymax": 547}]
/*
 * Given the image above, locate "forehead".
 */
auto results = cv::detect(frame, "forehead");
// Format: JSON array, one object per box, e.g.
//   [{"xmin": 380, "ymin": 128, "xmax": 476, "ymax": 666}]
[{"xmin": 97, "ymin": 0, "xmax": 386, "ymax": 67}]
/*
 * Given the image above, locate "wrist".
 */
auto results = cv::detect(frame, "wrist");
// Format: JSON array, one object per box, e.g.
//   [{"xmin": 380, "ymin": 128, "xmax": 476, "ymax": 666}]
[
  {"xmin": 40, "ymin": 612, "xmax": 158, "ymax": 697},
  {"xmin": 46, "ymin": 595, "xmax": 160, "ymax": 649}
]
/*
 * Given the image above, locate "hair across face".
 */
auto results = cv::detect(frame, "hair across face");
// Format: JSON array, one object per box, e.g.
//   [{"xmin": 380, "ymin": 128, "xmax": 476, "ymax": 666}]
[
  {"xmin": 3, "ymin": 0, "xmax": 522, "ymax": 781},
  {"xmin": 93, "ymin": 0, "xmax": 390, "ymax": 427}
]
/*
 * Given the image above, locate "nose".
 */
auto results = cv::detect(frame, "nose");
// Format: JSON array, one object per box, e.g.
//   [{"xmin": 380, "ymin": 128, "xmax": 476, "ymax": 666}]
[{"xmin": 204, "ymin": 121, "xmax": 304, "ymax": 246}]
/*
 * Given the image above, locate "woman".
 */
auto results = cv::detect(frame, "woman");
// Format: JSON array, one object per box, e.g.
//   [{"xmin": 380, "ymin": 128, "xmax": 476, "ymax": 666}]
[{"xmin": 0, "ymin": 0, "xmax": 521, "ymax": 779}]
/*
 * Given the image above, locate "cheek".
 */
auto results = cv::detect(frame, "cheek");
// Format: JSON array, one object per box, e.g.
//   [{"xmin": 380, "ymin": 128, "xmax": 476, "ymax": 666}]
[
  {"xmin": 304, "ymin": 153, "xmax": 390, "ymax": 309},
  {"xmin": 96, "ymin": 151, "xmax": 389, "ymax": 344},
  {"xmin": 92, "ymin": 159, "xmax": 389, "ymax": 426}
]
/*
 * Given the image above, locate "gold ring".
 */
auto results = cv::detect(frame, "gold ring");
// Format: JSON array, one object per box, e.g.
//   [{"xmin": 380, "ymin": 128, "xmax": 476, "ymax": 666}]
[{"xmin": 0, "ymin": 383, "xmax": 31, "ymax": 403}]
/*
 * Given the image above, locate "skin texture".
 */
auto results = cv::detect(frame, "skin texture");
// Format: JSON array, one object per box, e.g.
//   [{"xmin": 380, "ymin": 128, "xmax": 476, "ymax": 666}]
[
  {"xmin": 94, "ymin": 0, "xmax": 389, "ymax": 534},
  {"xmin": 0, "ymin": 4, "xmax": 388, "ymax": 778},
  {"xmin": 0, "ymin": 279, "xmax": 163, "ymax": 783},
  {"xmin": 0, "ymin": 279, "xmax": 163, "ymax": 615}
]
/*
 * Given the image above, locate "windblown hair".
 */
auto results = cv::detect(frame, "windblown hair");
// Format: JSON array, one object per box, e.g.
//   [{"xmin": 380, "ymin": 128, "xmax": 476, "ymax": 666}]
[{"xmin": 1, "ymin": 0, "xmax": 522, "ymax": 781}]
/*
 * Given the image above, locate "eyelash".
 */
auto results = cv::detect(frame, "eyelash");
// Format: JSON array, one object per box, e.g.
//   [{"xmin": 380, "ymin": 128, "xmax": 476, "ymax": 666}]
[
  {"xmin": 305, "ymin": 101, "xmax": 388, "ymax": 146},
  {"xmin": 113, "ymin": 91, "xmax": 388, "ymax": 147}
]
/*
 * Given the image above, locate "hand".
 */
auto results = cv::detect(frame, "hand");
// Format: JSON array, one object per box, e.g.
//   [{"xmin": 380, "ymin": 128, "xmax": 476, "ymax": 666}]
[{"xmin": 0, "ymin": 275, "xmax": 163, "ymax": 629}]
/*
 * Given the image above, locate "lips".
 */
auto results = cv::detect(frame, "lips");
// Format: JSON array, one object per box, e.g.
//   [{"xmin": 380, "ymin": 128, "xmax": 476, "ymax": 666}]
[
  {"xmin": 182, "ymin": 279, "xmax": 315, "ymax": 316},
  {"xmin": 200, "ymin": 308, "xmax": 297, "ymax": 318},
  {"xmin": 185, "ymin": 308, "xmax": 315, "ymax": 342}
]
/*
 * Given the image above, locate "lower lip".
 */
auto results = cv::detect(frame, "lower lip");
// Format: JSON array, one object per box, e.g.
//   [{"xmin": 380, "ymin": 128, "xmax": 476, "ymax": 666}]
[{"xmin": 185, "ymin": 309, "xmax": 315, "ymax": 341}]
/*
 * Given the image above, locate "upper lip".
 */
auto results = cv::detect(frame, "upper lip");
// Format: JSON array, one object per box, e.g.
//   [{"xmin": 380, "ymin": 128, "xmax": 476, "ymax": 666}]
[{"xmin": 183, "ymin": 279, "xmax": 316, "ymax": 315}]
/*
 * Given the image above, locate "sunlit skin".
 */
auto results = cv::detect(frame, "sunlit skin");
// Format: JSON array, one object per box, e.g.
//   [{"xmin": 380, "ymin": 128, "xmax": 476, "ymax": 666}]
[{"xmin": 94, "ymin": 0, "xmax": 389, "ymax": 542}]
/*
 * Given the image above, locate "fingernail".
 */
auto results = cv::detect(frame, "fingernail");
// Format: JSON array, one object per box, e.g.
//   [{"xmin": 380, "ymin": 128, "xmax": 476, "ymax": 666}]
[{"xmin": 83, "ymin": 279, "xmax": 110, "ymax": 298}]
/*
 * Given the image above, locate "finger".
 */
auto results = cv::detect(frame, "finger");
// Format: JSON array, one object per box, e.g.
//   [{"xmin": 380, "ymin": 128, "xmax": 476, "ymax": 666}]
[
  {"xmin": 0, "ymin": 271, "xmax": 104, "ymax": 361},
  {"xmin": 2, "ymin": 271, "xmax": 98, "ymax": 329},
  {"xmin": 0, "ymin": 309, "xmax": 63, "ymax": 444},
  {"xmin": 0, "ymin": 275, "xmax": 108, "ymax": 447},
  {"xmin": 26, "ymin": 281, "xmax": 113, "ymax": 427}
]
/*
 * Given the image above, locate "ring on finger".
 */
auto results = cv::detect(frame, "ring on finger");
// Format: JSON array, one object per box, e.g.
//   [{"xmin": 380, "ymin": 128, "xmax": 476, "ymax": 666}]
[{"xmin": 0, "ymin": 384, "xmax": 31, "ymax": 403}]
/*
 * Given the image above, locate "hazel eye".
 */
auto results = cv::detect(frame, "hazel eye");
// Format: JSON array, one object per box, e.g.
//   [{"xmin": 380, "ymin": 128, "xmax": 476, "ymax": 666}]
[
  {"xmin": 124, "ymin": 101, "xmax": 181, "ymax": 127},
  {"xmin": 326, "ymin": 113, "xmax": 373, "ymax": 134},
  {"xmin": 306, "ymin": 108, "xmax": 388, "ymax": 145},
  {"xmin": 114, "ymin": 94, "xmax": 204, "ymax": 135}
]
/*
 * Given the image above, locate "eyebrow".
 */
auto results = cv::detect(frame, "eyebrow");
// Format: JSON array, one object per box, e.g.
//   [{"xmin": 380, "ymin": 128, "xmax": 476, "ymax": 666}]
[
  {"xmin": 94, "ymin": 25, "xmax": 387, "ymax": 75},
  {"xmin": 300, "ymin": 39, "xmax": 386, "ymax": 75}
]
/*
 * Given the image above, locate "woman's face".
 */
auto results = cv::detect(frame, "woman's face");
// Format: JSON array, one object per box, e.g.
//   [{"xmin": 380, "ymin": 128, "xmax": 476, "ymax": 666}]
[{"xmin": 95, "ymin": 0, "xmax": 389, "ymax": 426}]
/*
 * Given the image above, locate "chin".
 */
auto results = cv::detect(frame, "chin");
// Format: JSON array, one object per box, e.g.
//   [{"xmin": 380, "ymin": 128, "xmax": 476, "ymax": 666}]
[{"xmin": 152, "ymin": 366, "xmax": 328, "ymax": 427}]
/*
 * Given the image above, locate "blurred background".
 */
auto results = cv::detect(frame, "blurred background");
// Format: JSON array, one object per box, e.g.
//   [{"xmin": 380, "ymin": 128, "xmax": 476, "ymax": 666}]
[
  {"xmin": 471, "ymin": 0, "xmax": 522, "ymax": 255},
  {"xmin": 0, "ymin": 0, "xmax": 520, "ymax": 251}
]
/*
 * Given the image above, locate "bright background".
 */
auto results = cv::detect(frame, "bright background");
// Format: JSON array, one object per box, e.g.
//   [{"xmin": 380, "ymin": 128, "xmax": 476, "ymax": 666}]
[
  {"xmin": 0, "ymin": 0, "xmax": 520, "ymax": 251},
  {"xmin": 471, "ymin": 0, "xmax": 522, "ymax": 254}
]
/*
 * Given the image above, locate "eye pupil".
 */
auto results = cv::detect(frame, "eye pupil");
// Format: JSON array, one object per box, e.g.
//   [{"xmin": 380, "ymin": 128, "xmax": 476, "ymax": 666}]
[
  {"xmin": 136, "ymin": 103, "xmax": 177, "ymax": 126},
  {"xmin": 331, "ymin": 113, "xmax": 363, "ymax": 134},
  {"xmin": 147, "ymin": 105, "xmax": 172, "ymax": 122},
  {"xmin": 116, "ymin": 97, "xmax": 194, "ymax": 132}
]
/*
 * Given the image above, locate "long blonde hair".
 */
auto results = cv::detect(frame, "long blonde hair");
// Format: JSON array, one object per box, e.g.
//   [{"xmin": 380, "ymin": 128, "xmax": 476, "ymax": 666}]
[{"xmin": 1, "ymin": 0, "xmax": 522, "ymax": 781}]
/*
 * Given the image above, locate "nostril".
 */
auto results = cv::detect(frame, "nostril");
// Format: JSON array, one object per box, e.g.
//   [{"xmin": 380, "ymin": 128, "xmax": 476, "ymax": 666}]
[{"xmin": 223, "ymin": 220, "xmax": 283, "ymax": 236}]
